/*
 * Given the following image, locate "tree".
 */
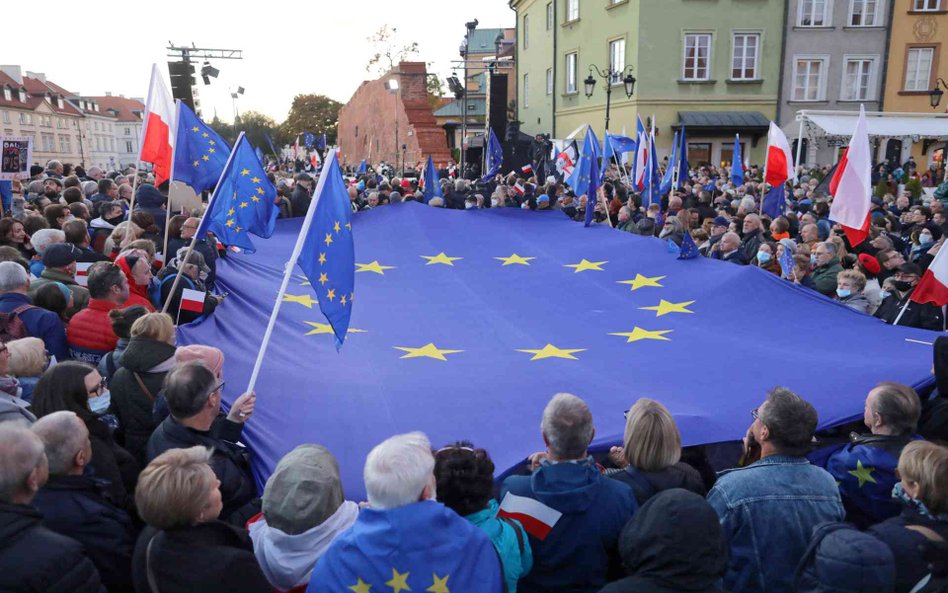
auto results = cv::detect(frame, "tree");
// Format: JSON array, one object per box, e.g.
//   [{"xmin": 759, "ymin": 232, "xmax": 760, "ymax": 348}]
[
  {"xmin": 208, "ymin": 114, "xmax": 235, "ymax": 145},
  {"xmin": 279, "ymin": 94, "xmax": 343, "ymax": 145},
  {"xmin": 365, "ymin": 25, "xmax": 419, "ymax": 76},
  {"xmin": 234, "ymin": 110, "xmax": 280, "ymax": 156}
]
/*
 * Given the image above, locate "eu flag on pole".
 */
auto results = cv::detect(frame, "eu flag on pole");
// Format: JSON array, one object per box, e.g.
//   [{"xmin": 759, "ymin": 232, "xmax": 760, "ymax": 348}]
[
  {"xmin": 481, "ymin": 129, "xmax": 504, "ymax": 183},
  {"xmin": 762, "ymin": 183, "xmax": 787, "ymax": 219},
  {"xmin": 172, "ymin": 101, "xmax": 232, "ymax": 194},
  {"xmin": 568, "ymin": 128, "xmax": 601, "ymax": 227},
  {"xmin": 264, "ymin": 133, "xmax": 278, "ymax": 157},
  {"xmin": 676, "ymin": 125, "xmax": 689, "ymax": 188},
  {"xmin": 195, "ymin": 132, "xmax": 278, "ymax": 253},
  {"xmin": 731, "ymin": 134, "xmax": 744, "ymax": 187},
  {"xmin": 356, "ymin": 159, "xmax": 368, "ymax": 174},
  {"xmin": 678, "ymin": 230, "xmax": 700, "ymax": 260},
  {"xmin": 601, "ymin": 133, "xmax": 636, "ymax": 177},
  {"xmin": 298, "ymin": 151, "xmax": 354, "ymax": 348},
  {"xmin": 422, "ymin": 155, "xmax": 443, "ymax": 204},
  {"xmin": 303, "ymin": 132, "xmax": 316, "ymax": 149},
  {"xmin": 660, "ymin": 130, "xmax": 679, "ymax": 196},
  {"xmin": 316, "ymin": 134, "xmax": 327, "ymax": 151}
]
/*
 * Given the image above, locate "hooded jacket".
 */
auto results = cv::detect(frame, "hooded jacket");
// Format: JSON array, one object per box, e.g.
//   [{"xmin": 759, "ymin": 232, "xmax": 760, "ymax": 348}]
[
  {"xmin": 869, "ymin": 507, "xmax": 948, "ymax": 593},
  {"xmin": 501, "ymin": 459, "xmax": 638, "ymax": 593},
  {"xmin": 132, "ymin": 184, "xmax": 167, "ymax": 234},
  {"xmin": 114, "ymin": 256, "xmax": 156, "ymax": 312},
  {"xmin": 795, "ymin": 522, "xmax": 895, "ymax": 593},
  {"xmin": 609, "ymin": 462, "xmax": 706, "ymax": 506},
  {"xmin": 599, "ymin": 489, "xmax": 727, "ymax": 593},
  {"xmin": 0, "ymin": 501, "xmax": 106, "ymax": 593}
]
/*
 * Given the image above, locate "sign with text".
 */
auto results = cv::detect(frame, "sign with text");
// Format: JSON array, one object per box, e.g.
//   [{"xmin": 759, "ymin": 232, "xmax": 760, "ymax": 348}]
[{"xmin": 0, "ymin": 136, "xmax": 32, "ymax": 181}]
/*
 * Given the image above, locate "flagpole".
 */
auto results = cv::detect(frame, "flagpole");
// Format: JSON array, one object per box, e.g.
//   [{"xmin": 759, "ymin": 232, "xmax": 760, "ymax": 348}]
[
  {"xmin": 794, "ymin": 119, "xmax": 805, "ymax": 178},
  {"xmin": 162, "ymin": 100, "xmax": 183, "ymax": 262},
  {"xmin": 648, "ymin": 115, "xmax": 656, "ymax": 209},
  {"xmin": 245, "ymin": 151, "xmax": 338, "ymax": 394},
  {"xmin": 161, "ymin": 131, "xmax": 245, "ymax": 317},
  {"xmin": 892, "ymin": 299, "xmax": 911, "ymax": 326}
]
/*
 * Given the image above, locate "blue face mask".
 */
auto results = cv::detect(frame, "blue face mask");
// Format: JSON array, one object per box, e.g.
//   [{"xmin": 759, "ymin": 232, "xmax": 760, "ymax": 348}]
[
  {"xmin": 879, "ymin": 290, "xmax": 891, "ymax": 300},
  {"xmin": 836, "ymin": 288, "xmax": 852, "ymax": 298},
  {"xmin": 919, "ymin": 233, "xmax": 933, "ymax": 245},
  {"xmin": 88, "ymin": 391, "xmax": 111, "ymax": 415},
  {"xmin": 757, "ymin": 251, "xmax": 771, "ymax": 264},
  {"xmin": 810, "ymin": 254, "xmax": 818, "ymax": 266}
]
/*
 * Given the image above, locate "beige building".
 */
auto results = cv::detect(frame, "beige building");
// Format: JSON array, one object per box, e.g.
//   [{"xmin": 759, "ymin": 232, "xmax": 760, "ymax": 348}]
[
  {"xmin": 71, "ymin": 96, "xmax": 120, "ymax": 172},
  {"xmin": 89, "ymin": 94, "xmax": 144, "ymax": 171}
]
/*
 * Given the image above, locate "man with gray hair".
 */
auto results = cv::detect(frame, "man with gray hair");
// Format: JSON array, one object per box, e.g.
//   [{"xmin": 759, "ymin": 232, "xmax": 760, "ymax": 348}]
[
  {"xmin": 308, "ymin": 431, "xmax": 504, "ymax": 593},
  {"xmin": 0, "ymin": 261, "xmax": 69, "ymax": 361},
  {"xmin": 27, "ymin": 228, "xmax": 66, "ymax": 277},
  {"xmin": 32, "ymin": 412, "xmax": 135, "ymax": 592},
  {"xmin": 0, "ymin": 422, "xmax": 106, "ymax": 592},
  {"xmin": 500, "ymin": 393, "xmax": 637, "ymax": 593},
  {"xmin": 707, "ymin": 387, "xmax": 844, "ymax": 593},
  {"xmin": 808, "ymin": 240, "xmax": 843, "ymax": 297}
]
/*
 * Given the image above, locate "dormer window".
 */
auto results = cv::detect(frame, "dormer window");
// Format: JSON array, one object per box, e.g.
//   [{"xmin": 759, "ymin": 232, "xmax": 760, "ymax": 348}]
[
  {"xmin": 18, "ymin": 90, "xmax": 26, "ymax": 102},
  {"xmin": 57, "ymin": 97, "xmax": 64, "ymax": 109},
  {"xmin": 2, "ymin": 88, "xmax": 10, "ymax": 101}
]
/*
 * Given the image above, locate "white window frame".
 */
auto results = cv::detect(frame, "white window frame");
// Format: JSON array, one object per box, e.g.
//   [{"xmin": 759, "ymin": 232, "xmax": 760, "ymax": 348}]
[
  {"xmin": 904, "ymin": 47, "xmax": 934, "ymax": 91},
  {"xmin": 913, "ymin": 0, "xmax": 941, "ymax": 10},
  {"xmin": 546, "ymin": 2, "xmax": 553, "ymax": 30},
  {"xmin": 609, "ymin": 38, "xmax": 626, "ymax": 85},
  {"xmin": 2, "ymin": 88, "xmax": 10, "ymax": 101},
  {"xmin": 798, "ymin": 0, "xmax": 832, "ymax": 26},
  {"xmin": 18, "ymin": 90, "xmax": 25, "ymax": 102},
  {"xmin": 682, "ymin": 33, "xmax": 713, "ymax": 81},
  {"xmin": 849, "ymin": 0, "xmax": 881, "ymax": 26},
  {"xmin": 546, "ymin": 68, "xmax": 554, "ymax": 95},
  {"xmin": 1, "ymin": 111, "xmax": 8, "ymax": 124},
  {"xmin": 840, "ymin": 55, "xmax": 878, "ymax": 100},
  {"xmin": 791, "ymin": 55, "xmax": 830, "ymax": 101},
  {"xmin": 731, "ymin": 32, "xmax": 760, "ymax": 80},
  {"xmin": 125, "ymin": 140, "xmax": 133, "ymax": 153},
  {"xmin": 523, "ymin": 73, "xmax": 530, "ymax": 108},
  {"xmin": 566, "ymin": 0, "xmax": 579, "ymax": 22},
  {"xmin": 566, "ymin": 52, "xmax": 578, "ymax": 93},
  {"xmin": 523, "ymin": 15, "xmax": 529, "ymax": 49},
  {"xmin": 42, "ymin": 133, "xmax": 53, "ymax": 152}
]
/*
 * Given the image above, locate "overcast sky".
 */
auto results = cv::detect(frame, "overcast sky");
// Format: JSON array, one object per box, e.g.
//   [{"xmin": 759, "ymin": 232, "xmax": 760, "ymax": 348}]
[{"xmin": 4, "ymin": 0, "xmax": 514, "ymax": 122}]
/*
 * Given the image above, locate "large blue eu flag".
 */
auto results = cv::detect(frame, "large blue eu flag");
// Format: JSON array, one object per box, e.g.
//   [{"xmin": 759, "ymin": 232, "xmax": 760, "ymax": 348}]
[
  {"xmin": 195, "ymin": 133, "xmax": 278, "ymax": 253},
  {"xmin": 172, "ymin": 101, "xmax": 231, "ymax": 194},
  {"xmin": 298, "ymin": 151, "xmax": 354, "ymax": 348}
]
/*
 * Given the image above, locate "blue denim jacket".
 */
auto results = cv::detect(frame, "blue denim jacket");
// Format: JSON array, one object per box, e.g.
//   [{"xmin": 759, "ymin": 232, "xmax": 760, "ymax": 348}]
[{"xmin": 707, "ymin": 455, "xmax": 844, "ymax": 593}]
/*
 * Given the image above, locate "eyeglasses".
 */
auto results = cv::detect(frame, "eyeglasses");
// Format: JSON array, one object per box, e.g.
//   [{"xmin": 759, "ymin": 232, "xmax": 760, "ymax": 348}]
[
  {"xmin": 751, "ymin": 407, "xmax": 760, "ymax": 420},
  {"xmin": 213, "ymin": 381, "xmax": 225, "ymax": 394},
  {"xmin": 88, "ymin": 377, "xmax": 107, "ymax": 396}
]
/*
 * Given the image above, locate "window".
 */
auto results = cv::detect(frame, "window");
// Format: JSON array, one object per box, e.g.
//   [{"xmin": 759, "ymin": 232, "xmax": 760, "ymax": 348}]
[
  {"xmin": 124, "ymin": 127, "xmax": 131, "ymax": 136},
  {"xmin": 609, "ymin": 39, "xmax": 626, "ymax": 84},
  {"xmin": 41, "ymin": 133, "xmax": 54, "ymax": 152},
  {"xmin": 546, "ymin": 2, "xmax": 553, "ymax": 29},
  {"xmin": 125, "ymin": 141, "xmax": 133, "ymax": 153},
  {"xmin": 546, "ymin": 68, "xmax": 554, "ymax": 95},
  {"xmin": 904, "ymin": 47, "xmax": 934, "ymax": 91},
  {"xmin": 799, "ymin": 0, "xmax": 830, "ymax": 26},
  {"xmin": 523, "ymin": 74, "xmax": 530, "ymax": 107},
  {"xmin": 731, "ymin": 33, "xmax": 760, "ymax": 80},
  {"xmin": 523, "ymin": 15, "xmax": 529, "ymax": 49},
  {"xmin": 913, "ymin": 0, "xmax": 941, "ymax": 10},
  {"xmin": 18, "ymin": 90, "xmax": 25, "ymax": 102},
  {"xmin": 2, "ymin": 88, "xmax": 9, "ymax": 101},
  {"xmin": 850, "ymin": 0, "xmax": 880, "ymax": 25},
  {"xmin": 56, "ymin": 97, "xmax": 63, "ymax": 109},
  {"xmin": 792, "ymin": 57, "xmax": 828, "ymax": 100},
  {"xmin": 565, "ymin": 52, "xmax": 578, "ymax": 93},
  {"xmin": 687, "ymin": 143, "xmax": 712, "ymax": 166},
  {"xmin": 683, "ymin": 34, "xmax": 712, "ymax": 81},
  {"xmin": 842, "ymin": 57, "xmax": 876, "ymax": 100},
  {"xmin": 566, "ymin": 0, "xmax": 579, "ymax": 22},
  {"xmin": 1, "ymin": 111, "xmax": 8, "ymax": 124}
]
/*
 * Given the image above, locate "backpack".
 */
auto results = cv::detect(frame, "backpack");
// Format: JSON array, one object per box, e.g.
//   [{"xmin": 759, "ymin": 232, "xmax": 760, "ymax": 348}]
[{"xmin": 0, "ymin": 304, "xmax": 36, "ymax": 343}]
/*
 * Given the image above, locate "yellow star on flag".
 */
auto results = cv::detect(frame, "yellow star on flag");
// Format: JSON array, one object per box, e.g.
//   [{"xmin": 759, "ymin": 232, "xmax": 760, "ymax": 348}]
[
  {"xmin": 346, "ymin": 222, "xmax": 352, "ymax": 231},
  {"xmin": 356, "ymin": 261, "xmax": 396, "ymax": 275},
  {"xmin": 385, "ymin": 568, "xmax": 411, "ymax": 593},
  {"xmin": 516, "ymin": 344, "xmax": 587, "ymax": 361},
  {"xmin": 318, "ymin": 273, "xmax": 328, "ymax": 285},
  {"xmin": 235, "ymin": 226, "xmax": 242, "ymax": 232},
  {"xmin": 240, "ymin": 168, "xmax": 250, "ymax": 176},
  {"xmin": 326, "ymin": 288, "xmax": 336, "ymax": 302},
  {"xmin": 324, "ymin": 233, "xmax": 333, "ymax": 246},
  {"xmin": 334, "ymin": 221, "xmax": 341, "ymax": 233},
  {"xmin": 225, "ymin": 219, "xmax": 235, "ymax": 228},
  {"xmin": 616, "ymin": 274, "xmax": 666, "ymax": 291},
  {"xmin": 192, "ymin": 160, "xmax": 199, "ymax": 167},
  {"xmin": 318, "ymin": 253, "xmax": 327, "ymax": 265},
  {"xmin": 639, "ymin": 300, "xmax": 696, "ymax": 317},
  {"xmin": 256, "ymin": 187, "xmax": 265, "ymax": 195},
  {"xmin": 848, "ymin": 460, "xmax": 877, "ymax": 488},
  {"xmin": 421, "ymin": 252, "xmax": 462, "ymax": 266},
  {"xmin": 564, "ymin": 259, "xmax": 608, "ymax": 273},
  {"xmin": 191, "ymin": 126, "xmax": 199, "ymax": 132},
  {"xmin": 427, "ymin": 574, "xmax": 450, "ymax": 593},
  {"xmin": 282, "ymin": 293, "xmax": 318, "ymax": 308},
  {"xmin": 347, "ymin": 577, "xmax": 371, "ymax": 593},
  {"xmin": 252, "ymin": 196, "xmax": 261, "ymax": 202},
  {"xmin": 495, "ymin": 254, "xmax": 535, "ymax": 266},
  {"xmin": 202, "ymin": 132, "xmax": 209, "ymax": 138},
  {"xmin": 239, "ymin": 202, "xmax": 248, "ymax": 209},
  {"xmin": 304, "ymin": 322, "xmax": 366, "ymax": 336},
  {"xmin": 394, "ymin": 343, "xmax": 463, "ymax": 361},
  {"xmin": 251, "ymin": 176, "xmax": 260, "ymax": 183},
  {"xmin": 227, "ymin": 208, "xmax": 235, "ymax": 216},
  {"xmin": 609, "ymin": 327, "xmax": 673, "ymax": 343},
  {"xmin": 340, "ymin": 295, "xmax": 348, "ymax": 306},
  {"xmin": 208, "ymin": 148, "xmax": 215, "ymax": 154},
  {"xmin": 209, "ymin": 140, "xmax": 216, "ymax": 145},
  {"xmin": 201, "ymin": 155, "xmax": 210, "ymax": 161}
]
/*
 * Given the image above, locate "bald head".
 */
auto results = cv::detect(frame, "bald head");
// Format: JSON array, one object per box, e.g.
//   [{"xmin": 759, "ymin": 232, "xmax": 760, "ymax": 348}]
[{"xmin": 721, "ymin": 231, "xmax": 741, "ymax": 252}]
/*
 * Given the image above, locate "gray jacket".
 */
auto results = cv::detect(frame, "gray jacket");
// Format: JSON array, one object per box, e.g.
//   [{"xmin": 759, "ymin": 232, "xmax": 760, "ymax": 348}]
[{"xmin": 0, "ymin": 393, "xmax": 37, "ymax": 425}]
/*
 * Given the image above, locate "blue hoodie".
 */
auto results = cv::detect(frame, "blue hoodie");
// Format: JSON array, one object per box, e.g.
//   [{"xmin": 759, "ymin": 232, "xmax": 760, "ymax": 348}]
[{"xmin": 132, "ymin": 184, "xmax": 167, "ymax": 234}]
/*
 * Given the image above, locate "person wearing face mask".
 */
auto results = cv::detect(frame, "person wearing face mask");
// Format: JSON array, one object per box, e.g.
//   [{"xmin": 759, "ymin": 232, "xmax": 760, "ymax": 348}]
[
  {"xmin": 754, "ymin": 242, "xmax": 781, "ymax": 276},
  {"xmin": 90, "ymin": 201, "xmax": 128, "ymax": 253},
  {"xmin": 31, "ymin": 361, "xmax": 140, "ymax": 510},
  {"xmin": 875, "ymin": 263, "xmax": 945, "ymax": 331},
  {"xmin": 834, "ymin": 269, "xmax": 872, "ymax": 314},
  {"xmin": 911, "ymin": 224, "xmax": 942, "ymax": 265}
]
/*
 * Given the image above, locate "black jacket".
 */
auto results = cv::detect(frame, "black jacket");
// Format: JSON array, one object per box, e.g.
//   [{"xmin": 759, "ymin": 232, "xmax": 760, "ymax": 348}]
[
  {"xmin": 0, "ymin": 502, "xmax": 106, "ymax": 593},
  {"xmin": 110, "ymin": 337, "xmax": 178, "ymax": 466},
  {"xmin": 156, "ymin": 266, "xmax": 218, "ymax": 325},
  {"xmin": 32, "ymin": 474, "xmax": 137, "ymax": 593},
  {"xmin": 147, "ymin": 415, "xmax": 256, "ymax": 524},
  {"xmin": 869, "ymin": 507, "xmax": 948, "ymax": 593},
  {"xmin": 874, "ymin": 289, "xmax": 944, "ymax": 331},
  {"xmin": 739, "ymin": 229, "xmax": 763, "ymax": 264},
  {"xmin": 289, "ymin": 185, "xmax": 311, "ymax": 218},
  {"xmin": 85, "ymin": 416, "xmax": 140, "ymax": 511},
  {"xmin": 132, "ymin": 522, "xmax": 270, "ymax": 593},
  {"xmin": 166, "ymin": 237, "xmax": 219, "ymax": 290},
  {"xmin": 609, "ymin": 462, "xmax": 707, "ymax": 506},
  {"xmin": 599, "ymin": 489, "xmax": 727, "ymax": 593}
]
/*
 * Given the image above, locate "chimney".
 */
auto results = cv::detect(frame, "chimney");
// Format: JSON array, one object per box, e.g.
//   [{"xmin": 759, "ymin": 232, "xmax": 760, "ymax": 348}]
[
  {"xmin": 25, "ymin": 71, "xmax": 46, "ymax": 83},
  {"xmin": 105, "ymin": 91, "xmax": 112, "ymax": 97},
  {"xmin": 0, "ymin": 65, "xmax": 23, "ymax": 84}
]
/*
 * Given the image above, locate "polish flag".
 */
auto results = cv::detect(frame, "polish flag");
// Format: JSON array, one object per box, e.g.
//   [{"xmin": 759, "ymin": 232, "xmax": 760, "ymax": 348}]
[
  {"xmin": 311, "ymin": 150, "xmax": 321, "ymax": 168},
  {"xmin": 139, "ymin": 64, "xmax": 176, "ymax": 187},
  {"xmin": 513, "ymin": 181, "xmax": 525, "ymax": 196},
  {"xmin": 764, "ymin": 122, "xmax": 796, "ymax": 187},
  {"xmin": 828, "ymin": 106, "xmax": 872, "ymax": 247},
  {"xmin": 521, "ymin": 164, "xmax": 534, "ymax": 175},
  {"xmin": 634, "ymin": 130, "xmax": 649, "ymax": 190},
  {"xmin": 74, "ymin": 262, "xmax": 92, "ymax": 287},
  {"xmin": 180, "ymin": 288, "xmax": 206, "ymax": 313},
  {"xmin": 497, "ymin": 492, "xmax": 562, "ymax": 540},
  {"xmin": 912, "ymin": 246, "xmax": 948, "ymax": 306}
]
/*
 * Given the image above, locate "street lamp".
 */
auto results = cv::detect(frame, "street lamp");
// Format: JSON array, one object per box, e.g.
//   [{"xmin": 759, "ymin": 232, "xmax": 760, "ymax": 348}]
[
  {"xmin": 388, "ymin": 78, "xmax": 399, "ymax": 172},
  {"xmin": 583, "ymin": 65, "xmax": 636, "ymax": 132},
  {"xmin": 230, "ymin": 86, "xmax": 244, "ymax": 138},
  {"xmin": 930, "ymin": 78, "xmax": 947, "ymax": 109}
]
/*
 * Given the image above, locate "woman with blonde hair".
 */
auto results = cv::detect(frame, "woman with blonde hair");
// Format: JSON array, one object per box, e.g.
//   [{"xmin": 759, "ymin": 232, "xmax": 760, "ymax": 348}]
[
  {"xmin": 103, "ymin": 221, "xmax": 142, "ymax": 260},
  {"xmin": 132, "ymin": 446, "xmax": 271, "ymax": 593},
  {"xmin": 608, "ymin": 398, "xmax": 706, "ymax": 504},
  {"xmin": 6, "ymin": 337, "xmax": 47, "ymax": 402}
]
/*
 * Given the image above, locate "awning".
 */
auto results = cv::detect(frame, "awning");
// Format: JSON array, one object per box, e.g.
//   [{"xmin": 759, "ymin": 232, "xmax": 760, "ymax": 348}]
[
  {"xmin": 674, "ymin": 111, "xmax": 770, "ymax": 131},
  {"xmin": 797, "ymin": 110, "xmax": 948, "ymax": 139}
]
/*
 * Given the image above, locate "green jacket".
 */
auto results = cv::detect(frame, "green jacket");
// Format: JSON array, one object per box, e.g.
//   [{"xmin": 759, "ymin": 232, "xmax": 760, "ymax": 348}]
[
  {"xmin": 28, "ymin": 268, "xmax": 90, "ymax": 316},
  {"xmin": 809, "ymin": 257, "xmax": 843, "ymax": 297}
]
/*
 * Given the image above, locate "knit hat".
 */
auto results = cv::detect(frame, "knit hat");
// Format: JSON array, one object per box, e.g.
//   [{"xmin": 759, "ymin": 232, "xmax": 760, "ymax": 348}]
[
  {"xmin": 175, "ymin": 345, "xmax": 224, "ymax": 377},
  {"xmin": 42, "ymin": 243, "xmax": 81, "ymax": 267},
  {"xmin": 858, "ymin": 253, "xmax": 881, "ymax": 276},
  {"xmin": 30, "ymin": 165, "xmax": 44, "ymax": 178},
  {"xmin": 779, "ymin": 238, "xmax": 797, "ymax": 255},
  {"xmin": 262, "ymin": 445, "xmax": 345, "ymax": 535}
]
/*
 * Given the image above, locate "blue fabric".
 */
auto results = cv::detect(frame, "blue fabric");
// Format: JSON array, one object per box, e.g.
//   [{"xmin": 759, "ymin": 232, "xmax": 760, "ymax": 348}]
[
  {"xmin": 763, "ymin": 184, "xmax": 787, "ymax": 219},
  {"xmin": 795, "ymin": 522, "xmax": 896, "ymax": 593},
  {"xmin": 422, "ymin": 156, "xmax": 442, "ymax": 204},
  {"xmin": 0, "ymin": 181, "xmax": 11, "ymax": 213},
  {"xmin": 630, "ymin": 117, "xmax": 646, "ymax": 187},
  {"xmin": 707, "ymin": 456, "xmax": 846, "ymax": 593},
  {"xmin": 0, "ymin": 293, "xmax": 68, "ymax": 361},
  {"xmin": 643, "ymin": 133, "xmax": 659, "ymax": 207},
  {"xmin": 659, "ymin": 131, "xmax": 679, "ymax": 196},
  {"xmin": 600, "ymin": 133, "xmax": 635, "ymax": 178},
  {"xmin": 297, "ymin": 153, "xmax": 354, "ymax": 348},
  {"xmin": 357, "ymin": 159, "xmax": 368, "ymax": 174},
  {"xmin": 29, "ymin": 260, "xmax": 44, "ymax": 278},
  {"xmin": 779, "ymin": 244, "xmax": 795, "ymax": 279},
  {"xmin": 175, "ymin": 203, "xmax": 936, "ymax": 501},
  {"xmin": 172, "ymin": 101, "xmax": 232, "ymax": 195},
  {"xmin": 568, "ymin": 129, "xmax": 601, "ymax": 227},
  {"xmin": 316, "ymin": 134, "xmax": 327, "ymax": 151},
  {"xmin": 195, "ymin": 134, "xmax": 278, "ymax": 253},
  {"xmin": 678, "ymin": 231, "xmax": 699, "ymax": 260},
  {"xmin": 731, "ymin": 135, "xmax": 745, "ymax": 187},
  {"xmin": 307, "ymin": 501, "xmax": 503, "ymax": 593},
  {"xmin": 303, "ymin": 132, "xmax": 316, "ymax": 149},
  {"xmin": 466, "ymin": 499, "xmax": 533, "ymax": 593},
  {"xmin": 264, "ymin": 133, "xmax": 278, "ymax": 157},
  {"xmin": 676, "ymin": 125, "xmax": 689, "ymax": 184},
  {"xmin": 482, "ymin": 129, "xmax": 504, "ymax": 183},
  {"xmin": 254, "ymin": 146, "xmax": 265, "ymax": 165}
]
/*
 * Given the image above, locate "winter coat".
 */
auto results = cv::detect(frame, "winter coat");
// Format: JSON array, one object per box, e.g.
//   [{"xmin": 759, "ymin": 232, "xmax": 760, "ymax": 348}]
[
  {"xmin": 289, "ymin": 186, "xmax": 311, "ymax": 218},
  {"xmin": 869, "ymin": 508, "xmax": 948, "ymax": 593},
  {"xmin": 809, "ymin": 257, "xmax": 843, "ymax": 297},
  {"xmin": 110, "ymin": 336, "xmax": 177, "ymax": 465},
  {"xmin": 167, "ymin": 236, "xmax": 220, "ymax": 289},
  {"xmin": 0, "ymin": 292, "xmax": 68, "ymax": 362},
  {"xmin": 28, "ymin": 267, "xmax": 91, "ymax": 316},
  {"xmin": 32, "ymin": 474, "xmax": 137, "ymax": 593},
  {"xmin": 85, "ymin": 415, "xmax": 140, "ymax": 510},
  {"xmin": 739, "ymin": 229, "xmax": 763, "ymax": 264},
  {"xmin": 132, "ymin": 522, "xmax": 271, "ymax": 593},
  {"xmin": 0, "ymin": 501, "xmax": 106, "ymax": 593},
  {"xmin": 839, "ymin": 292, "xmax": 872, "ymax": 314},
  {"xmin": 132, "ymin": 184, "xmax": 167, "ymax": 234},
  {"xmin": 875, "ymin": 289, "xmax": 945, "ymax": 331},
  {"xmin": 609, "ymin": 462, "xmax": 706, "ymax": 506},
  {"xmin": 67, "ymin": 298, "xmax": 122, "ymax": 364},
  {"xmin": 599, "ymin": 489, "xmax": 727, "ymax": 593},
  {"xmin": 0, "ymin": 390, "xmax": 36, "ymax": 424},
  {"xmin": 466, "ymin": 499, "xmax": 533, "ymax": 593},
  {"xmin": 795, "ymin": 522, "xmax": 895, "ymax": 593},
  {"xmin": 155, "ymin": 266, "xmax": 218, "ymax": 325}
]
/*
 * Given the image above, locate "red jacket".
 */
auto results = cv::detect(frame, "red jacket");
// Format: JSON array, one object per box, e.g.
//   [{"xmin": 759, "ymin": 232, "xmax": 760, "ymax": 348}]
[
  {"xmin": 123, "ymin": 291, "xmax": 155, "ymax": 312},
  {"xmin": 67, "ymin": 299, "xmax": 121, "ymax": 363}
]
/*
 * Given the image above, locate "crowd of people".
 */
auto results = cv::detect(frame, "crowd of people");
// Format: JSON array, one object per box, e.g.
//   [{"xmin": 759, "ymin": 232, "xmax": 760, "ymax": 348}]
[{"xmin": 0, "ymin": 154, "xmax": 946, "ymax": 593}]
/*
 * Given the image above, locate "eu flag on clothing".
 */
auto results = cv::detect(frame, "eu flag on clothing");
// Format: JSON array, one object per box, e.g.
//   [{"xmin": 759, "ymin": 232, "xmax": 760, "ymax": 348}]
[
  {"xmin": 172, "ymin": 101, "xmax": 232, "ymax": 194},
  {"xmin": 298, "ymin": 151, "xmax": 354, "ymax": 348},
  {"xmin": 422, "ymin": 156, "xmax": 443, "ymax": 204},
  {"xmin": 195, "ymin": 133, "xmax": 278, "ymax": 253}
]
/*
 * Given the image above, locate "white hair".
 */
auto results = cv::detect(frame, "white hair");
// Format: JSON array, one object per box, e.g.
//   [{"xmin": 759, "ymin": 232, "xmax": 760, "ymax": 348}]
[
  {"xmin": 0, "ymin": 423, "xmax": 45, "ymax": 503},
  {"xmin": 0, "ymin": 262, "xmax": 28, "ymax": 292},
  {"xmin": 739, "ymin": 196, "xmax": 757, "ymax": 213},
  {"xmin": 32, "ymin": 411, "xmax": 87, "ymax": 476},
  {"xmin": 541, "ymin": 393, "xmax": 594, "ymax": 459},
  {"xmin": 31, "ymin": 229, "xmax": 65, "ymax": 255},
  {"xmin": 364, "ymin": 431, "xmax": 435, "ymax": 509}
]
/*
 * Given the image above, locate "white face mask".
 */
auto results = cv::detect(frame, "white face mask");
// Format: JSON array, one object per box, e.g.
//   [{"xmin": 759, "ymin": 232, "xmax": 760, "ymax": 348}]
[{"xmin": 491, "ymin": 198, "xmax": 499, "ymax": 207}]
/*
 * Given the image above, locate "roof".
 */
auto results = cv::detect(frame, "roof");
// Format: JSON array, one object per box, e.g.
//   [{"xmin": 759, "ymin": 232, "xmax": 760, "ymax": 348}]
[
  {"xmin": 797, "ymin": 109, "xmax": 948, "ymax": 139},
  {"xmin": 676, "ymin": 111, "xmax": 771, "ymax": 130},
  {"xmin": 434, "ymin": 98, "xmax": 486, "ymax": 118},
  {"xmin": 87, "ymin": 95, "xmax": 144, "ymax": 122},
  {"xmin": 22, "ymin": 75, "xmax": 81, "ymax": 116},
  {"xmin": 0, "ymin": 71, "xmax": 29, "ymax": 109},
  {"xmin": 467, "ymin": 28, "xmax": 506, "ymax": 54}
]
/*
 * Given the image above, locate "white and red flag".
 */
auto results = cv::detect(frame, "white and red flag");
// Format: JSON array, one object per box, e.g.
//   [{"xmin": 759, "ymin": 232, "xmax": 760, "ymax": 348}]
[
  {"xmin": 74, "ymin": 262, "xmax": 92, "ymax": 287},
  {"xmin": 139, "ymin": 64, "xmax": 176, "ymax": 187},
  {"xmin": 911, "ymin": 246, "xmax": 948, "ymax": 305},
  {"xmin": 764, "ymin": 122, "xmax": 796, "ymax": 187},
  {"xmin": 521, "ymin": 164, "xmax": 534, "ymax": 175},
  {"xmin": 497, "ymin": 492, "xmax": 562, "ymax": 540},
  {"xmin": 828, "ymin": 106, "xmax": 872, "ymax": 247},
  {"xmin": 180, "ymin": 288, "xmax": 206, "ymax": 313}
]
